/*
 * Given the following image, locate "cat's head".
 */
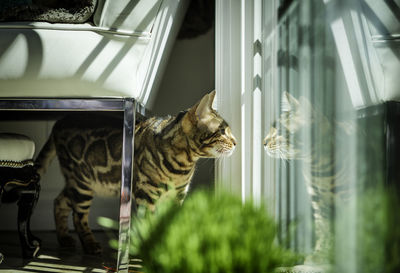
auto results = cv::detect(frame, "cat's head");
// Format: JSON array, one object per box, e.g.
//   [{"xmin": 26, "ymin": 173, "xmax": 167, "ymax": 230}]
[
  {"xmin": 263, "ymin": 92, "xmax": 324, "ymax": 160},
  {"xmin": 183, "ymin": 90, "xmax": 236, "ymax": 158}
]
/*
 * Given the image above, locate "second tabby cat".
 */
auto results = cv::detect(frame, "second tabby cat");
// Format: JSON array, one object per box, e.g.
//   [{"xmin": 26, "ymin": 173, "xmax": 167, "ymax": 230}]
[
  {"xmin": 35, "ymin": 91, "xmax": 236, "ymax": 254},
  {"xmin": 264, "ymin": 92, "xmax": 354, "ymax": 265}
]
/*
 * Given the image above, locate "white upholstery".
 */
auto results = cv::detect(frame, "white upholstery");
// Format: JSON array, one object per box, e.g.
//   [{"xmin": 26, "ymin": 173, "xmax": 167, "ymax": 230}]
[
  {"xmin": 0, "ymin": 0, "xmax": 188, "ymax": 106},
  {"xmin": 0, "ymin": 133, "xmax": 35, "ymax": 163},
  {"xmin": 0, "ymin": 24, "xmax": 147, "ymax": 98}
]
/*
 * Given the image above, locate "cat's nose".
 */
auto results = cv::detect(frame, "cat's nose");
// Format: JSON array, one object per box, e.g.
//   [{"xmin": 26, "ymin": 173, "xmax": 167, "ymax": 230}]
[
  {"xmin": 232, "ymin": 137, "xmax": 237, "ymax": 146},
  {"xmin": 263, "ymin": 136, "xmax": 269, "ymax": 146},
  {"xmin": 226, "ymin": 128, "xmax": 237, "ymax": 146},
  {"xmin": 264, "ymin": 128, "xmax": 276, "ymax": 146}
]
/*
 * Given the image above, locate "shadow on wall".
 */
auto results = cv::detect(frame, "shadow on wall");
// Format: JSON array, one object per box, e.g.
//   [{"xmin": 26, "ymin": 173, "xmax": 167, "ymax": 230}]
[{"xmin": 151, "ymin": 27, "xmax": 216, "ymax": 190}]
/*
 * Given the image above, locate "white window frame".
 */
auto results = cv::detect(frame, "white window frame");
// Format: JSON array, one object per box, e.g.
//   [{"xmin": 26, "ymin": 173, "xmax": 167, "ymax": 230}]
[{"xmin": 215, "ymin": 0, "xmax": 275, "ymax": 206}]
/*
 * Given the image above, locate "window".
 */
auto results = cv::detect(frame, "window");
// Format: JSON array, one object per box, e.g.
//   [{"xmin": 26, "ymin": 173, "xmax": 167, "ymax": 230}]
[{"xmin": 216, "ymin": 0, "xmax": 400, "ymax": 271}]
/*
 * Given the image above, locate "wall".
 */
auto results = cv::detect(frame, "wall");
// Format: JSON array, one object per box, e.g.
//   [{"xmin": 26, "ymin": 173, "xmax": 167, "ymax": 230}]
[
  {"xmin": 151, "ymin": 27, "xmax": 216, "ymax": 191},
  {"xmin": 0, "ymin": 27, "xmax": 215, "ymax": 231}
]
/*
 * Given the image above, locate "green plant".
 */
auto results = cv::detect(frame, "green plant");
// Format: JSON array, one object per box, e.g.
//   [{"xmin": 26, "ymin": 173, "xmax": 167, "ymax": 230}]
[{"xmin": 126, "ymin": 190, "xmax": 299, "ymax": 273}]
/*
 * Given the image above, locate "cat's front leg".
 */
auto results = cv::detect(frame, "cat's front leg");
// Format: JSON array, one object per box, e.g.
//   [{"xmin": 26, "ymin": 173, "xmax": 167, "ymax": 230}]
[
  {"xmin": 304, "ymin": 215, "xmax": 333, "ymax": 265},
  {"xmin": 73, "ymin": 211, "xmax": 102, "ymax": 255}
]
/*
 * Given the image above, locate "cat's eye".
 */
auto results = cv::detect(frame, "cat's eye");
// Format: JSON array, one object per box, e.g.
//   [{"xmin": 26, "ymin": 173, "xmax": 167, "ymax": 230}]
[{"xmin": 220, "ymin": 128, "xmax": 226, "ymax": 135}]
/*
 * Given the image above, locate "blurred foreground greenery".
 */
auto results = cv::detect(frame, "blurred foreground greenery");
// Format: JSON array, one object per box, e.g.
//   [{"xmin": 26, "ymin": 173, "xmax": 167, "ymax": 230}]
[
  {"xmin": 99, "ymin": 190, "xmax": 300, "ymax": 273},
  {"xmin": 335, "ymin": 185, "xmax": 400, "ymax": 273}
]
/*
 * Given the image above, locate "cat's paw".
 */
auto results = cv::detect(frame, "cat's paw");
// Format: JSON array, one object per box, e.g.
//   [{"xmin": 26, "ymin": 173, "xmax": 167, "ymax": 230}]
[
  {"xmin": 58, "ymin": 235, "xmax": 76, "ymax": 248},
  {"xmin": 82, "ymin": 239, "xmax": 102, "ymax": 255},
  {"xmin": 304, "ymin": 252, "xmax": 331, "ymax": 265}
]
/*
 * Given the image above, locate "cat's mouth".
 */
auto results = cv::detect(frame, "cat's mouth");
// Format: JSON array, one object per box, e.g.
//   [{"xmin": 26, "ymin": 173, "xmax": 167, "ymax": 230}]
[
  {"xmin": 264, "ymin": 142, "xmax": 283, "ymax": 158},
  {"xmin": 264, "ymin": 139, "xmax": 299, "ymax": 160},
  {"xmin": 216, "ymin": 145, "xmax": 235, "ymax": 157}
]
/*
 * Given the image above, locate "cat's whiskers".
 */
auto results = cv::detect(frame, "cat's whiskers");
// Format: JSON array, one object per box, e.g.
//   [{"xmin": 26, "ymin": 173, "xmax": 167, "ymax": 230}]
[{"xmin": 279, "ymin": 151, "xmax": 288, "ymax": 168}]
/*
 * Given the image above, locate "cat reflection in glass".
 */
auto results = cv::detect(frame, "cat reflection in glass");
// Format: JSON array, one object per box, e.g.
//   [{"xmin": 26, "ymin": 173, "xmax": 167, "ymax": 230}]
[{"xmin": 264, "ymin": 92, "xmax": 353, "ymax": 265}]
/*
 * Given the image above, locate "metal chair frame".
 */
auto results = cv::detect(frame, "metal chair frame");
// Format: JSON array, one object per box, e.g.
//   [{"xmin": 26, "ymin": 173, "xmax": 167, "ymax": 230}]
[{"xmin": 0, "ymin": 97, "xmax": 146, "ymax": 272}]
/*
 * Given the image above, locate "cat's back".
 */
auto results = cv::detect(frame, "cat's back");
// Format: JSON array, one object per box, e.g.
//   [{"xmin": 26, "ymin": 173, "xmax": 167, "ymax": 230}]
[
  {"xmin": 52, "ymin": 113, "xmax": 123, "ymax": 150},
  {"xmin": 53, "ymin": 113, "xmax": 123, "ymax": 132},
  {"xmin": 52, "ymin": 114, "xmax": 124, "ymax": 195},
  {"xmin": 134, "ymin": 115, "xmax": 175, "ymax": 145}
]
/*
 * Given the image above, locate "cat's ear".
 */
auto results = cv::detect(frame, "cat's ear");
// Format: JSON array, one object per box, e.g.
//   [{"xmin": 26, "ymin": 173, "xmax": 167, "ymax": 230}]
[
  {"xmin": 195, "ymin": 90, "xmax": 215, "ymax": 123},
  {"xmin": 208, "ymin": 90, "xmax": 216, "ymax": 106},
  {"xmin": 298, "ymin": 96, "xmax": 317, "ymax": 117},
  {"xmin": 281, "ymin": 91, "xmax": 299, "ymax": 112},
  {"xmin": 184, "ymin": 91, "xmax": 217, "ymax": 132}
]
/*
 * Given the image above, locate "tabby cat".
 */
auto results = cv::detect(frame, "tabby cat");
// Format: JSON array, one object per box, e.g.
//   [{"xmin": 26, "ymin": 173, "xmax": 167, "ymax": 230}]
[
  {"xmin": 35, "ymin": 91, "xmax": 236, "ymax": 254},
  {"xmin": 264, "ymin": 92, "xmax": 353, "ymax": 265}
]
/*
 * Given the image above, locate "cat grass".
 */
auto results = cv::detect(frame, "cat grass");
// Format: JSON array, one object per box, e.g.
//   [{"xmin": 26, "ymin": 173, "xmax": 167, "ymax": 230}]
[{"xmin": 126, "ymin": 190, "xmax": 300, "ymax": 273}]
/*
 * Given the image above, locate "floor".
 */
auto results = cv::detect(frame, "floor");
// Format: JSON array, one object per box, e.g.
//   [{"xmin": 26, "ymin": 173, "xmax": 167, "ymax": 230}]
[{"xmin": 0, "ymin": 230, "xmax": 126, "ymax": 273}]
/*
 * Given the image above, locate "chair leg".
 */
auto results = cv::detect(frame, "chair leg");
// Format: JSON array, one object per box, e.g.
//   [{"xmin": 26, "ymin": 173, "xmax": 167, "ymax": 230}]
[
  {"xmin": 17, "ymin": 182, "xmax": 41, "ymax": 258},
  {"xmin": 116, "ymin": 99, "xmax": 136, "ymax": 273}
]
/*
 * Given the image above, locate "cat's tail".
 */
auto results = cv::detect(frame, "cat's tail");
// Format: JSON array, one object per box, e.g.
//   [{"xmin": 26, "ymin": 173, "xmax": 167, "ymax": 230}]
[{"xmin": 34, "ymin": 131, "xmax": 57, "ymax": 178}]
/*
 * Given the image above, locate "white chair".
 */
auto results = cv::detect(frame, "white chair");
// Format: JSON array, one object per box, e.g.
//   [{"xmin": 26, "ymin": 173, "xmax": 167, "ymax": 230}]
[
  {"xmin": 0, "ymin": 0, "xmax": 188, "ymax": 271},
  {"xmin": 0, "ymin": 133, "xmax": 40, "ymax": 260}
]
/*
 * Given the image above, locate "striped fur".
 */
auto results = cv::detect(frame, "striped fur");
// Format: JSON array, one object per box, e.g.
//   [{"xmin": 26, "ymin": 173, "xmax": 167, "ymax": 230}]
[
  {"xmin": 264, "ymin": 92, "xmax": 354, "ymax": 265},
  {"xmin": 35, "ymin": 91, "xmax": 236, "ymax": 254}
]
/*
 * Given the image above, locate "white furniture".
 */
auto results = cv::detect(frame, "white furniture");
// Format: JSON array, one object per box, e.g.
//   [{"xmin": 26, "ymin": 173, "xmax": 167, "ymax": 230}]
[
  {"xmin": 0, "ymin": 133, "xmax": 41, "ymax": 260},
  {"xmin": 0, "ymin": 0, "xmax": 188, "ymax": 106},
  {"xmin": 0, "ymin": 0, "xmax": 188, "ymax": 271}
]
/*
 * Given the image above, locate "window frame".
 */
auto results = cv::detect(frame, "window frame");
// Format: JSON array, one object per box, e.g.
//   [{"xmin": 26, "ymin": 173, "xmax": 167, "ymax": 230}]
[{"xmin": 215, "ymin": 0, "xmax": 277, "ymax": 209}]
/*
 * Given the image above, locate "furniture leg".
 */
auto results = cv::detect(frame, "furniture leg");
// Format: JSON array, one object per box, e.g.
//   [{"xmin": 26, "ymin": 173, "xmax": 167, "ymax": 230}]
[
  {"xmin": 17, "ymin": 181, "xmax": 41, "ymax": 258},
  {"xmin": 116, "ymin": 99, "xmax": 137, "ymax": 272}
]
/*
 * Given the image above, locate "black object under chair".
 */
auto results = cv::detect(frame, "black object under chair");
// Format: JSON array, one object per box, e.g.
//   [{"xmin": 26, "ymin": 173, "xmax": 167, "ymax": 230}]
[{"xmin": 0, "ymin": 133, "xmax": 41, "ymax": 261}]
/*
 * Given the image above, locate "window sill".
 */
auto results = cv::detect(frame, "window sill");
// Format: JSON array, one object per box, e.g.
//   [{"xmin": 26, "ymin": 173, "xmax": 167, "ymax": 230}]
[{"xmin": 275, "ymin": 264, "xmax": 332, "ymax": 273}]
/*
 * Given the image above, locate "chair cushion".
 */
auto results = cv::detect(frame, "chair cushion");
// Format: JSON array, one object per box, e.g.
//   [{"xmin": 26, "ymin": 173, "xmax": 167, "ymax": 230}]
[
  {"xmin": 0, "ymin": 0, "xmax": 188, "ymax": 107},
  {"xmin": 0, "ymin": 133, "xmax": 35, "ymax": 165},
  {"xmin": 0, "ymin": 25, "xmax": 148, "ymax": 101},
  {"xmin": 0, "ymin": 0, "xmax": 96, "ymax": 24}
]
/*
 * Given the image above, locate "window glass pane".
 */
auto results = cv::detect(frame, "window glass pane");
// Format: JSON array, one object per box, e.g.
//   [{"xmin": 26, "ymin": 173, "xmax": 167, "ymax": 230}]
[{"xmin": 262, "ymin": 0, "xmax": 395, "ymax": 271}]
